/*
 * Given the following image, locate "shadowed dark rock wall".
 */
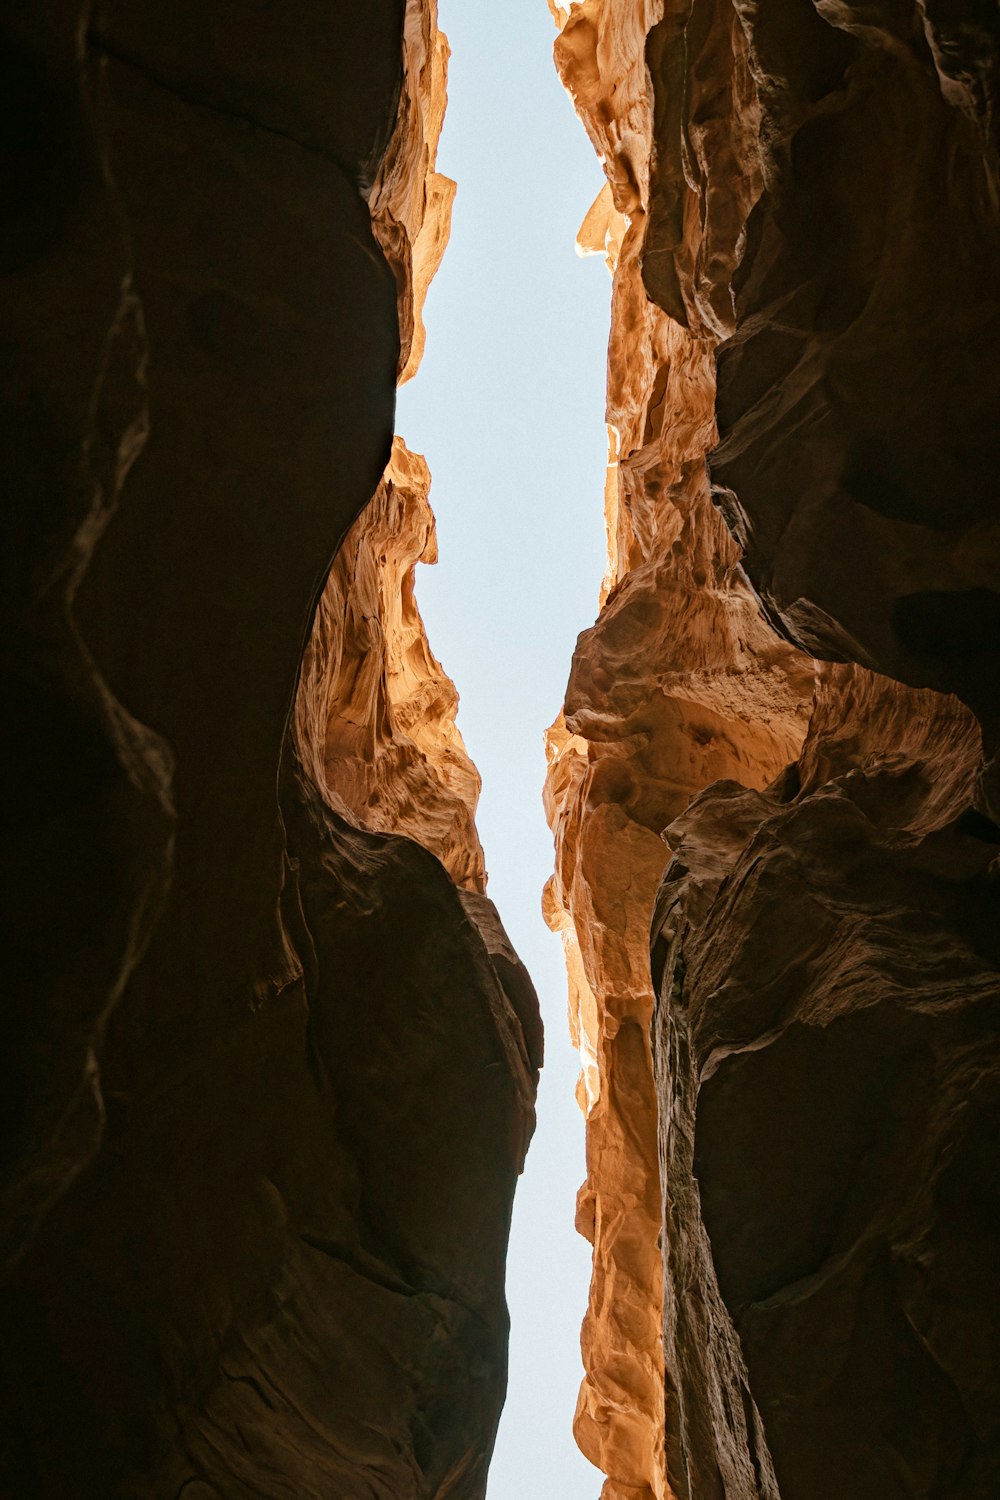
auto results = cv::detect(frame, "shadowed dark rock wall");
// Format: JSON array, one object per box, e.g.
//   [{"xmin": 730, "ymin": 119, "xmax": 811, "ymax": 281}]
[
  {"xmin": 644, "ymin": 0, "xmax": 1000, "ymax": 746},
  {"xmin": 0, "ymin": 5, "xmax": 538, "ymax": 1496},
  {"xmin": 641, "ymin": 4, "xmax": 1000, "ymax": 1495},
  {"xmin": 652, "ymin": 668, "xmax": 1000, "ymax": 1500}
]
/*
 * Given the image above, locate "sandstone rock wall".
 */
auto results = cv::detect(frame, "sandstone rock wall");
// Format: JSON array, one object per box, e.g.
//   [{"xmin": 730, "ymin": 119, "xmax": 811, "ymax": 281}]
[
  {"xmin": 0, "ymin": 4, "xmax": 537, "ymax": 1496},
  {"xmin": 545, "ymin": 5, "xmax": 811, "ymax": 1495},
  {"xmin": 295, "ymin": 437, "xmax": 486, "ymax": 893},
  {"xmin": 653, "ymin": 666, "xmax": 1000, "ymax": 1500},
  {"xmin": 548, "ymin": 0, "xmax": 1000, "ymax": 1497}
]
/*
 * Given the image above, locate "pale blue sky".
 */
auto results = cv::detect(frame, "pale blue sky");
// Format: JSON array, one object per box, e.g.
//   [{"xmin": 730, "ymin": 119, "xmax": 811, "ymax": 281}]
[{"xmin": 394, "ymin": 4, "xmax": 610, "ymax": 1496}]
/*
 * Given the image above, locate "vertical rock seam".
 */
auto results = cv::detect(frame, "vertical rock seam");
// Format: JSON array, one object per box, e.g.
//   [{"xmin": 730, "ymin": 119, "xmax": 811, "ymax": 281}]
[
  {"xmin": 547, "ymin": 1, "xmax": 999, "ymax": 1498},
  {"xmin": 1, "ymin": 4, "xmax": 539, "ymax": 1498}
]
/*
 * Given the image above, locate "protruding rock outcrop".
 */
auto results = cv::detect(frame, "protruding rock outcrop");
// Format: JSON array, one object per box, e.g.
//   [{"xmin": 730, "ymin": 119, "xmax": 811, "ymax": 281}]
[
  {"xmin": 370, "ymin": 6, "xmax": 455, "ymax": 386},
  {"xmin": 547, "ymin": 1, "xmax": 1000, "ymax": 1497},
  {"xmin": 296, "ymin": 437, "xmax": 486, "ymax": 893},
  {"xmin": 1, "ymin": 4, "xmax": 537, "ymax": 1496}
]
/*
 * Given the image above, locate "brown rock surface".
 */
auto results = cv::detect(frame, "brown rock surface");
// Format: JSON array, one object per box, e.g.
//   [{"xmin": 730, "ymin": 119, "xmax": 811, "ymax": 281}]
[
  {"xmin": 545, "ymin": 6, "xmax": 812, "ymax": 1497},
  {"xmin": 652, "ymin": 668, "xmax": 1000, "ymax": 1499},
  {"xmin": 369, "ymin": 3, "xmax": 456, "ymax": 386},
  {"xmin": 642, "ymin": 0, "xmax": 1000, "ymax": 736},
  {"xmin": 549, "ymin": 1, "xmax": 1000, "ymax": 1497},
  {"xmin": 296, "ymin": 436, "xmax": 486, "ymax": 893},
  {"xmin": 1, "ymin": 3, "xmax": 537, "ymax": 1496}
]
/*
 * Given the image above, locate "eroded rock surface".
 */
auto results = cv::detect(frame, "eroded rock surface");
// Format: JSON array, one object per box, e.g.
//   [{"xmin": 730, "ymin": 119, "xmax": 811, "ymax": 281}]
[
  {"xmin": 545, "ymin": 5, "xmax": 810, "ymax": 1495},
  {"xmin": 652, "ymin": 670, "xmax": 1000, "ymax": 1500},
  {"xmin": 296, "ymin": 437, "xmax": 486, "ymax": 893},
  {"xmin": 549, "ymin": 1, "xmax": 1000, "ymax": 1497},
  {"xmin": 637, "ymin": 0, "xmax": 1000, "ymax": 750},
  {"xmin": 1, "ymin": 3, "xmax": 537, "ymax": 1495}
]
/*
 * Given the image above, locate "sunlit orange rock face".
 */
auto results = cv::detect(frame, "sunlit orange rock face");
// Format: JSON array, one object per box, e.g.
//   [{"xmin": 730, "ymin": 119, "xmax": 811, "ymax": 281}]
[
  {"xmin": 296, "ymin": 437, "xmax": 486, "ymax": 893},
  {"xmin": 548, "ymin": 1, "xmax": 1000, "ymax": 1498},
  {"xmin": 0, "ymin": 3, "xmax": 537, "ymax": 1496},
  {"xmin": 370, "ymin": 1, "xmax": 456, "ymax": 386},
  {"xmin": 545, "ymin": 4, "xmax": 810, "ymax": 1496}
]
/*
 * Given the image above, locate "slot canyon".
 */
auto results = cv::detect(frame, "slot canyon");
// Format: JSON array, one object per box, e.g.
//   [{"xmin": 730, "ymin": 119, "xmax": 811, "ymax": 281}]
[{"xmin": 1, "ymin": 3, "xmax": 998, "ymax": 1500}]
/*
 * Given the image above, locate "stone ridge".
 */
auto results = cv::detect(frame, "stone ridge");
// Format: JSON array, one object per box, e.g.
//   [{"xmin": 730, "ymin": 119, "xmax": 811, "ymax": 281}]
[
  {"xmin": 369, "ymin": 0, "xmax": 457, "ymax": 385},
  {"xmin": 652, "ymin": 669, "xmax": 999, "ymax": 1500}
]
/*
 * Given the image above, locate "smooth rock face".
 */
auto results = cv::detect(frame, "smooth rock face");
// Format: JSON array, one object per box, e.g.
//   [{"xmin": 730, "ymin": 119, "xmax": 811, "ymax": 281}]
[
  {"xmin": 1, "ymin": 4, "xmax": 537, "ymax": 1496},
  {"xmin": 549, "ymin": 1, "xmax": 1000, "ymax": 1498}
]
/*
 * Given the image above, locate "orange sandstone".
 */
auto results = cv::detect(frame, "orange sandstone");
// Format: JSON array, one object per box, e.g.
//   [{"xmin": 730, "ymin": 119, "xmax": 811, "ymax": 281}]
[{"xmin": 544, "ymin": 5, "xmax": 811, "ymax": 1495}]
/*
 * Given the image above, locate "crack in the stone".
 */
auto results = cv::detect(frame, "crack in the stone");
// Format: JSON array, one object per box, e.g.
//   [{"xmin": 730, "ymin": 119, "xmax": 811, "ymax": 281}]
[
  {"xmin": 298, "ymin": 1231, "xmax": 489, "ymax": 1331},
  {"xmin": 85, "ymin": 28, "xmax": 368, "ymax": 195},
  {"xmin": 298, "ymin": 1231, "xmax": 428, "ymax": 1302}
]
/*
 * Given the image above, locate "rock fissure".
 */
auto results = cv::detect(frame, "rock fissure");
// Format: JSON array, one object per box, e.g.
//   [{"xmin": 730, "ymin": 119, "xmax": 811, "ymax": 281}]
[{"xmin": 84, "ymin": 29, "xmax": 367, "ymax": 191}]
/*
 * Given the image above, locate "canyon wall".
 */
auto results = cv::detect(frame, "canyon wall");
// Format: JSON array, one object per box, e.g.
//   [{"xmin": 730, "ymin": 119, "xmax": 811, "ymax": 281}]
[
  {"xmin": 0, "ymin": 4, "xmax": 538, "ymax": 1496},
  {"xmin": 653, "ymin": 665, "xmax": 999, "ymax": 1500},
  {"xmin": 547, "ymin": 1, "xmax": 999, "ymax": 1497}
]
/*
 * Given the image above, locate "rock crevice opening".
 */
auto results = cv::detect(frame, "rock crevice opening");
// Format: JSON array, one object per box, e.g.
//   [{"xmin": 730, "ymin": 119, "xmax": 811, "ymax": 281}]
[{"xmin": 2, "ymin": 2, "xmax": 999, "ymax": 1497}]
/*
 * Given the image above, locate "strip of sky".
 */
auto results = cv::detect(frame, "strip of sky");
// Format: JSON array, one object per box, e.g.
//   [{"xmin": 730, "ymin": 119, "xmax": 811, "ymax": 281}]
[{"xmin": 395, "ymin": 4, "xmax": 611, "ymax": 1495}]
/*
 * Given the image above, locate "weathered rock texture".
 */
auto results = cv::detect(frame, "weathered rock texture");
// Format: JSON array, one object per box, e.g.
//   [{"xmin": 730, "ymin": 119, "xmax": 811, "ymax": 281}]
[
  {"xmin": 548, "ymin": 0, "xmax": 1000, "ymax": 1497},
  {"xmin": 653, "ymin": 666, "xmax": 1000, "ymax": 1500},
  {"xmin": 1, "ymin": 4, "xmax": 538, "ymax": 1496},
  {"xmin": 545, "ymin": 5, "xmax": 811, "ymax": 1494},
  {"xmin": 296, "ymin": 436, "xmax": 486, "ymax": 893}
]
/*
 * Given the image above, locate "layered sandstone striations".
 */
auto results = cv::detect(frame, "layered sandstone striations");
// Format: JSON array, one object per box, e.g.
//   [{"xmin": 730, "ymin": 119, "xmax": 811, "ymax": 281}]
[
  {"xmin": 549, "ymin": 0, "xmax": 1000, "ymax": 1497},
  {"xmin": 1, "ymin": 4, "xmax": 537, "ymax": 1497}
]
